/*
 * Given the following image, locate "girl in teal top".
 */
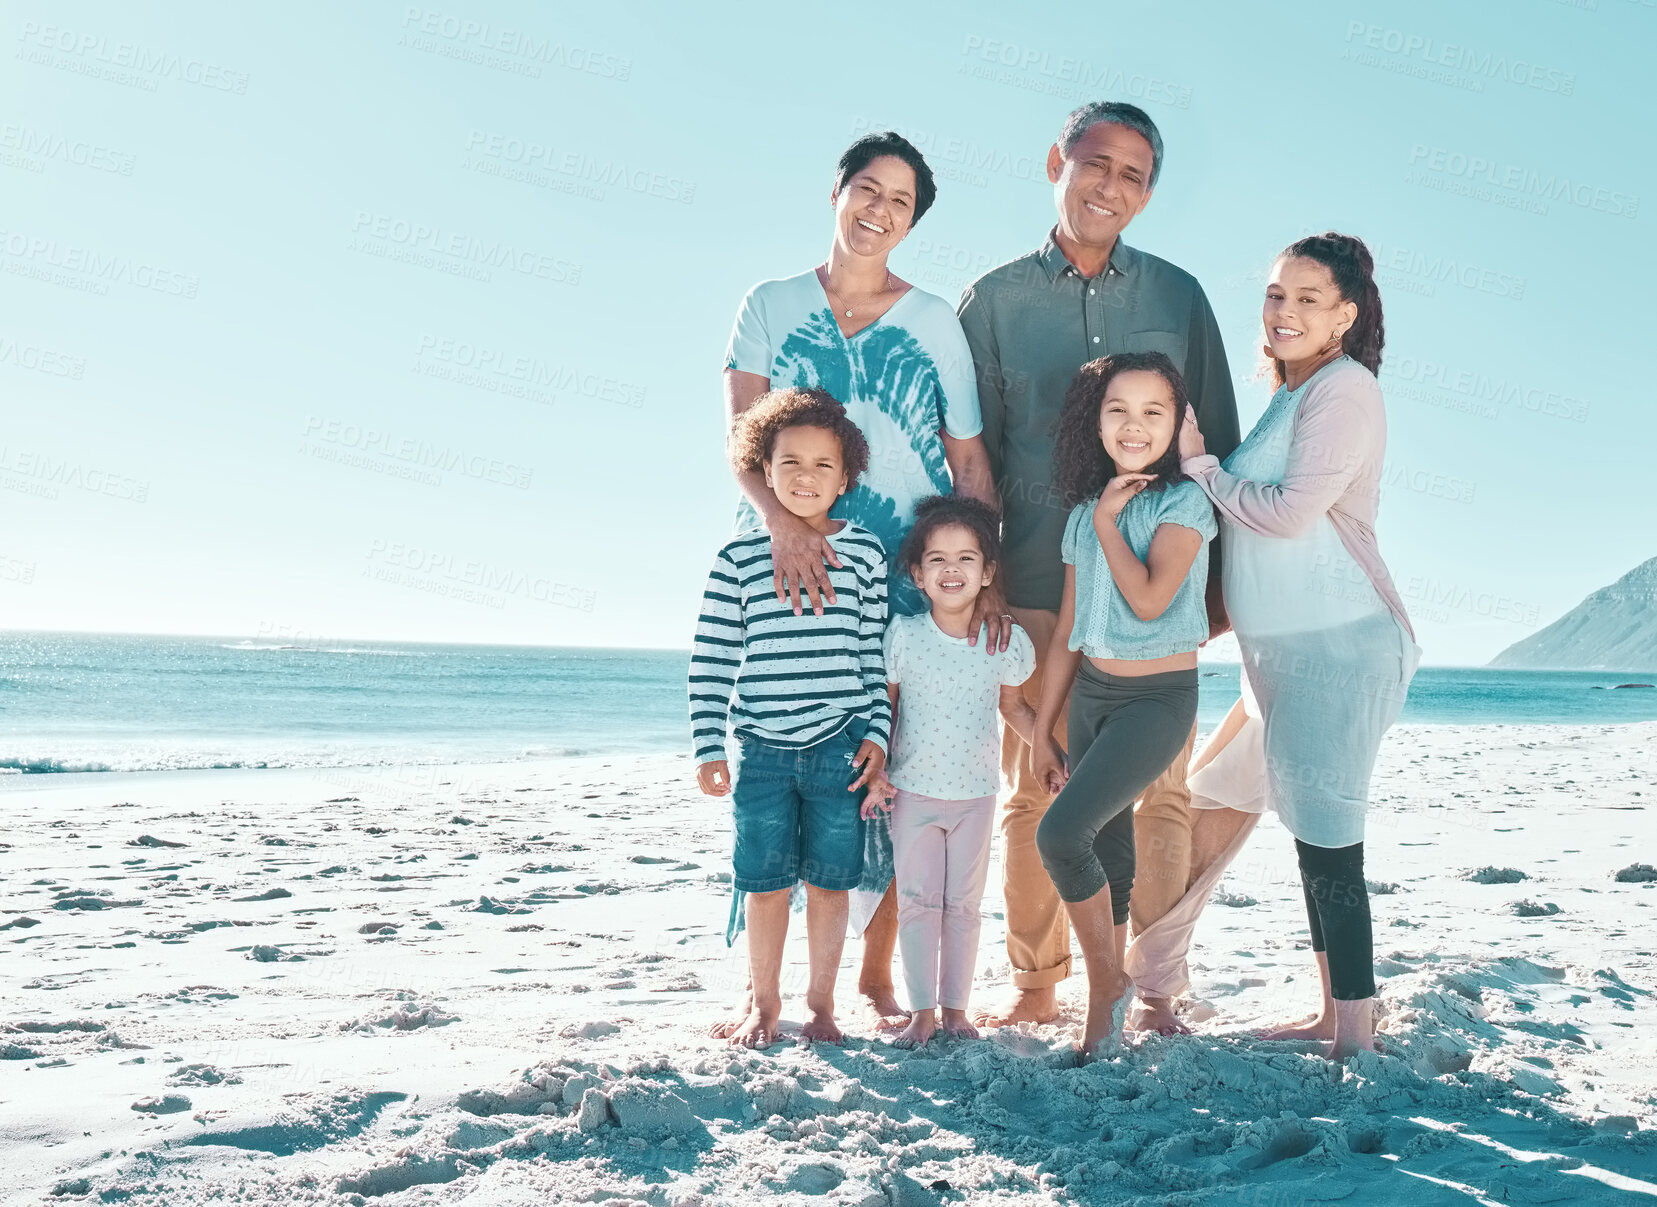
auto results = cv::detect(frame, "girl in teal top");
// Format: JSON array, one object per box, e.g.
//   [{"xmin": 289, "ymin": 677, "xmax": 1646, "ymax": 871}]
[{"xmin": 1029, "ymin": 351, "xmax": 1216, "ymax": 1063}]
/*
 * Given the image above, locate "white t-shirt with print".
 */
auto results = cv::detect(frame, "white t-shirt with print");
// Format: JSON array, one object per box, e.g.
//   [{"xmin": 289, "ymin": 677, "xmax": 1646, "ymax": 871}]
[{"xmin": 883, "ymin": 613, "xmax": 1036, "ymax": 800}]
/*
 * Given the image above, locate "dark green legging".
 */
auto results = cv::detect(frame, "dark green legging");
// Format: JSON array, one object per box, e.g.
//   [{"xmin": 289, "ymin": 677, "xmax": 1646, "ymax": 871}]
[{"xmin": 1036, "ymin": 664, "xmax": 1198, "ymax": 923}]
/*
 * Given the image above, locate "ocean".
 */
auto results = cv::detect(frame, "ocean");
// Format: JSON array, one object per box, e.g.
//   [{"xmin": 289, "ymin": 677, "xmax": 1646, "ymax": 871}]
[{"xmin": 2, "ymin": 632, "xmax": 1654, "ymax": 774}]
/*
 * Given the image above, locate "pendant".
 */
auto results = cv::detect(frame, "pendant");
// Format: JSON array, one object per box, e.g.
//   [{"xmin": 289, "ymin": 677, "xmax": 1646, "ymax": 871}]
[{"xmin": 844, "ymin": 309, "xmax": 853, "ymax": 318}]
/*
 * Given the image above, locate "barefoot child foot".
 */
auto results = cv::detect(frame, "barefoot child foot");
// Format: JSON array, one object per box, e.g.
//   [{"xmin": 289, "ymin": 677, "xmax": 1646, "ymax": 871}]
[
  {"xmin": 729, "ymin": 1002, "xmax": 780, "ymax": 1049},
  {"xmin": 1077, "ymin": 968, "xmax": 1135, "ymax": 1064},
  {"xmin": 893, "ymin": 1008, "xmax": 938, "ymax": 1049},
  {"xmin": 879, "ymin": 500, "xmax": 1040, "ymax": 1059},
  {"xmin": 707, "ymin": 982, "xmax": 754, "ymax": 1039}
]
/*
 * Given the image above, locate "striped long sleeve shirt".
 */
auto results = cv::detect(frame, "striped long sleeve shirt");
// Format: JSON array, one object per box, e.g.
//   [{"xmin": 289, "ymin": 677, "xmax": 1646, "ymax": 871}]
[{"xmin": 689, "ymin": 523, "xmax": 892, "ymax": 766}]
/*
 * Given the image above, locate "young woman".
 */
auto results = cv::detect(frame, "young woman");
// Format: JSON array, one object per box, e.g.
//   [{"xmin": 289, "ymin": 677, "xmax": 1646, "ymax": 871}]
[{"xmin": 1178, "ymin": 232, "xmax": 1420, "ymax": 1059}]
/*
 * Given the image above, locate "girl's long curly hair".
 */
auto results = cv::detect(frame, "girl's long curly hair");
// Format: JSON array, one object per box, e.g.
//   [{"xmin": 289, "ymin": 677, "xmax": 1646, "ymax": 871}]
[{"xmin": 1051, "ymin": 352, "xmax": 1189, "ymax": 508}]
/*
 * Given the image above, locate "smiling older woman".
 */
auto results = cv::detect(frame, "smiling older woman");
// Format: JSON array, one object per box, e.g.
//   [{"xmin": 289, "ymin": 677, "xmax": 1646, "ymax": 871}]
[{"xmin": 713, "ymin": 132, "xmax": 1005, "ymax": 1035}]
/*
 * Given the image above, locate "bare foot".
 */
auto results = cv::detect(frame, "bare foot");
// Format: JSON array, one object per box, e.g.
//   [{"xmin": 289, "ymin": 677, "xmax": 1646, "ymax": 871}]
[
  {"xmin": 1128, "ymin": 996, "xmax": 1192, "ymax": 1036},
  {"xmin": 707, "ymin": 985, "xmax": 754, "ymax": 1040},
  {"xmin": 1327, "ymin": 1032, "xmax": 1376, "ymax": 1060},
  {"xmin": 893, "ymin": 1010, "xmax": 937, "ymax": 1049},
  {"xmin": 972, "ymin": 986, "xmax": 1058, "ymax": 1028},
  {"xmin": 939, "ymin": 1008, "xmax": 979, "ymax": 1041},
  {"xmin": 859, "ymin": 982, "xmax": 910, "ymax": 1032},
  {"xmin": 728, "ymin": 1004, "xmax": 779, "ymax": 1049},
  {"xmin": 1076, "ymin": 970, "xmax": 1133, "ymax": 1065},
  {"xmin": 799, "ymin": 1009, "xmax": 844, "ymax": 1045},
  {"xmin": 1259, "ymin": 1011, "xmax": 1335, "ymax": 1042}
]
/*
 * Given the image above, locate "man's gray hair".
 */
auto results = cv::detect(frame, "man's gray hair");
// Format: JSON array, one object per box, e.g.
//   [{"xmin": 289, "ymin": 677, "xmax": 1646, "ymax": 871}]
[{"xmin": 1057, "ymin": 102, "xmax": 1164, "ymax": 188}]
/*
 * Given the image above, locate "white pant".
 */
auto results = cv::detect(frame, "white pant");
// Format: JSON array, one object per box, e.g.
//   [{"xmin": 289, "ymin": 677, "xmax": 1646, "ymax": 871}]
[{"xmin": 889, "ymin": 788, "xmax": 997, "ymax": 1011}]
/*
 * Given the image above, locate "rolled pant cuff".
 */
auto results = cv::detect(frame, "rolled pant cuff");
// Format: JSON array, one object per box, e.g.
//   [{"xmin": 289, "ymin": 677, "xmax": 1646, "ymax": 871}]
[{"xmin": 1010, "ymin": 956, "xmax": 1072, "ymax": 989}]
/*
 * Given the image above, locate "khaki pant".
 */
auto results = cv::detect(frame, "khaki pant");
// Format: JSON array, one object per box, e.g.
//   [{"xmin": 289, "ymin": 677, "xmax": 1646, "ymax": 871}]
[{"xmin": 999, "ymin": 606, "xmax": 1195, "ymax": 989}]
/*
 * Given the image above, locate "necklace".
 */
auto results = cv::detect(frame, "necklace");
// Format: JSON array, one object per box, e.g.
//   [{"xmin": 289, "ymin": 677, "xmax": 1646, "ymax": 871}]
[{"xmin": 821, "ymin": 268, "xmax": 894, "ymax": 319}]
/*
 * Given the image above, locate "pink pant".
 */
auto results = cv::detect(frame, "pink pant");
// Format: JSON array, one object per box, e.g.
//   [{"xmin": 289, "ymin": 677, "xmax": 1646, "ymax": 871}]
[{"xmin": 889, "ymin": 788, "xmax": 997, "ymax": 1011}]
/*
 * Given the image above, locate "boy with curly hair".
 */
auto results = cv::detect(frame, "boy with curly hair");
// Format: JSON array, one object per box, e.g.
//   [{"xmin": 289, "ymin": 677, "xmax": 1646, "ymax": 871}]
[{"xmin": 690, "ymin": 386, "xmax": 892, "ymax": 1048}]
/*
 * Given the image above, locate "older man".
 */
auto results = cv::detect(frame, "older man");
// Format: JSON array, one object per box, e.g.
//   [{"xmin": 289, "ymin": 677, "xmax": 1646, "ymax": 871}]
[{"xmin": 959, "ymin": 102, "xmax": 1241, "ymax": 1032}]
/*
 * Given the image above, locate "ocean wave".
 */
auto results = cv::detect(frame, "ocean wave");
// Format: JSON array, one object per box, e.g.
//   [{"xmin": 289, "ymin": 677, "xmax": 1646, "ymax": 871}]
[{"xmin": 218, "ymin": 642, "xmax": 424, "ymax": 656}]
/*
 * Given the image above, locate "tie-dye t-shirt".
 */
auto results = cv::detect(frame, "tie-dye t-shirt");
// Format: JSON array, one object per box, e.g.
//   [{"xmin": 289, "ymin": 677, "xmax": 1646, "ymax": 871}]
[{"xmin": 725, "ymin": 270, "xmax": 983, "ymax": 616}]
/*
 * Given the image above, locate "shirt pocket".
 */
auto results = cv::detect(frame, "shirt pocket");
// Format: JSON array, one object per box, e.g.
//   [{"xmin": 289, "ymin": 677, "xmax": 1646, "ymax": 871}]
[{"xmin": 1117, "ymin": 328, "xmax": 1188, "ymax": 367}]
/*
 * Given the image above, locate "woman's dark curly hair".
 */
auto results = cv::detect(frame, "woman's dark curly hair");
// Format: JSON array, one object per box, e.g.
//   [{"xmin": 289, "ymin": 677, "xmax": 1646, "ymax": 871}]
[
  {"xmin": 1270, "ymin": 232, "xmax": 1384, "ymax": 386},
  {"xmin": 1051, "ymin": 352, "xmax": 1189, "ymax": 508},
  {"xmin": 729, "ymin": 387, "xmax": 870, "ymax": 491},
  {"xmin": 898, "ymin": 495, "xmax": 1002, "ymax": 583}
]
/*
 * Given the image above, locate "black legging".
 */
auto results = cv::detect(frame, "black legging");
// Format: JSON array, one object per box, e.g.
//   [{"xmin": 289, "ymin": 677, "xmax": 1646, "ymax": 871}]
[{"xmin": 1295, "ymin": 839, "xmax": 1375, "ymax": 1000}]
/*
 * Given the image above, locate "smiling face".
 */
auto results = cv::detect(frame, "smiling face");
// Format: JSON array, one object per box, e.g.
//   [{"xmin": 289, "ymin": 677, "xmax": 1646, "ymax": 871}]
[
  {"xmin": 831, "ymin": 154, "xmax": 918, "ymax": 259},
  {"xmin": 1098, "ymin": 369, "xmax": 1177, "ymax": 474},
  {"xmin": 911, "ymin": 522, "xmax": 992, "ymax": 611},
  {"xmin": 1263, "ymin": 256, "xmax": 1359, "ymax": 367},
  {"xmin": 1047, "ymin": 122, "xmax": 1155, "ymax": 254},
  {"xmin": 763, "ymin": 424, "xmax": 847, "ymax": 527}
]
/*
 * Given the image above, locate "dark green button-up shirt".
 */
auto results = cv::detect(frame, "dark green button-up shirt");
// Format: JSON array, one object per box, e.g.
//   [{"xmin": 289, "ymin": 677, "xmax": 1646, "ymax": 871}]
[{"xmin": 958, "ymin": 232, "xmax": 1241, "ymax": 613}]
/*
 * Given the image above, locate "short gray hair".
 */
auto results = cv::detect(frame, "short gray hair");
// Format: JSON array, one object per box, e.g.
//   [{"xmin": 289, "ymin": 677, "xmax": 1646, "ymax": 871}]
[{"xmin": 1057, "ymin": 102, "xmax": 1164, "ymax": 188}]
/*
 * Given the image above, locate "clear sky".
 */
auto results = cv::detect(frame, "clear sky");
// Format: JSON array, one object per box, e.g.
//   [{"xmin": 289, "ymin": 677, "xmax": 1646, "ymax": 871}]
[{"xmin": 1, "ymin": 0, "xmax": 1650, "ymax": 664}]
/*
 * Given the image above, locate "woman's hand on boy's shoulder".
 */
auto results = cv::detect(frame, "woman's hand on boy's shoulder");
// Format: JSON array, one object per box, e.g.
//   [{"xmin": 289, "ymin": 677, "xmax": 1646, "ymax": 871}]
[{"xmin": 696, "ymin": 760, "xmax": 731, "ymax": 797}]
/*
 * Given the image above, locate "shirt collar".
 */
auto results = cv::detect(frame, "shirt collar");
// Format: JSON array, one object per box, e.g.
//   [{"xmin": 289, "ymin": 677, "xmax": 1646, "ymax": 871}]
[{"xmin": 1037, "ymin": 228, "xmax": 1140, "ymax": 283}]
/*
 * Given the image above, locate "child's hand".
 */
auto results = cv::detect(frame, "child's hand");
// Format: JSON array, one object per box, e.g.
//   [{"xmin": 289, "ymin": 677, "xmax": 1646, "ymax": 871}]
[
  {"xmin": 697, "ymin": 760, "xmax": 731, "ymax": 797},
  {"xmin": 860, "ymin": 773, "xmax": 896, "ymax": 819},
  {"xmin": 1099, "ymin": 473, "xmax": 1155, "ymax": 520},
  {"xmin": 1033, "ymin": 737, "xmax": 1069, "ymax": 796},
  {"xmin": 1179, "ymin": 405, "xmax": 1206, "ymax": 460},
  {"xmin": 848, "ymin": 740, "xmax": 886, "ymax": 793}
]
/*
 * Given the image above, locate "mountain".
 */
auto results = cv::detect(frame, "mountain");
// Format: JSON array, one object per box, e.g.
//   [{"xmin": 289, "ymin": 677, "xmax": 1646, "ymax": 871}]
[{"xmin": 1490, "ymin": 557, "xmax": 1657, "ymax": 672}]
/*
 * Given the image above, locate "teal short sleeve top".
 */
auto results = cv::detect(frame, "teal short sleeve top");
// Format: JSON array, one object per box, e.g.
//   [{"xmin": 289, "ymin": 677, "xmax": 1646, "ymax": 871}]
[{"xmin": 1061, "ymin": 479, "xmax": 1216, "ymax": 660}]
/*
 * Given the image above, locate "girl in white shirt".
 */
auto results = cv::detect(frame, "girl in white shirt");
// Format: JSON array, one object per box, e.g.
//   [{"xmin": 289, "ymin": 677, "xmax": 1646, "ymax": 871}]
[{"xmin": 866, "ymin": 497, "xmax": 1038, "ymax": 1047}]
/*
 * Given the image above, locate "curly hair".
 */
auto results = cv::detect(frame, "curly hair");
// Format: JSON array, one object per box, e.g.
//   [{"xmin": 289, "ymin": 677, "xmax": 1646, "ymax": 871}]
[
  {"xmin": 898, "ymin": 495, "xmax": 1002, "ymax": 583},
  {"xmin": 728, "ymin": 387, "xmax": 870, "ymax": 491},
  {"xmin": 1051, "ymin": 353, "xmax": 1189, "ymax": 508},
  {"xmin": 1271, "ymin": 232, "xmax": 1385, "ymax": 386}
]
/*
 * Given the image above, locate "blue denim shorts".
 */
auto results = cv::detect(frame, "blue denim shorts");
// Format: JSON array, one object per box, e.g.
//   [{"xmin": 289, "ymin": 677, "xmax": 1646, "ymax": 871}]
[{"xmin": 729, "ymin": 717, "xmax": 868, "ymax": 893}]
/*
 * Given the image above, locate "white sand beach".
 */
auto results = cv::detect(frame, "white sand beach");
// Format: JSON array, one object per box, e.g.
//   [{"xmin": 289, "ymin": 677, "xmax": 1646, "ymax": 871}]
[{"xmin": 3, "ymin": 723, "xmax": 1656, "ymax": 1206}]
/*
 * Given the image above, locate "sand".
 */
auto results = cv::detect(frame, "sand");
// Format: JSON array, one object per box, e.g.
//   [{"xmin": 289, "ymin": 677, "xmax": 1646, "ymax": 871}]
[{"xmin": 3, "ymin": 723, "xmax": 1656, "ymax": 1205}]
